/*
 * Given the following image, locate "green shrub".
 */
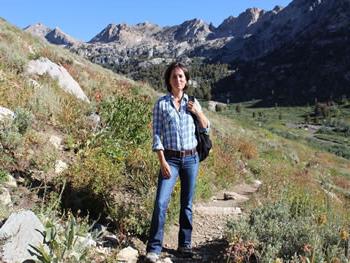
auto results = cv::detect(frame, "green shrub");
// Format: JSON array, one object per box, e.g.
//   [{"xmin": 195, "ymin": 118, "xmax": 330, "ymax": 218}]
[
  {"xmin": 225, "ymin": 198, "xmax": 349, "ymax": 262},
  {"xmin": 216, "ymin": 104, "xmax": 226, "ymax": 112},
  {"xmin": 0, "ymin": 117, "xmax": 23, "ymax": 151},
  {"xmin": 14, "ymin": 108, "xmax": 33, "ymax": 134},
  {"xmin": 0, "ymin": 169, "xmax": 8, "ymax": 184},
  {"xmin": 98, "ymin": 96, "xmax": 152, "ymax": 146},
  {"xmin": 63, "ymin": 96, "xmax": 156, "ymax": 237}
]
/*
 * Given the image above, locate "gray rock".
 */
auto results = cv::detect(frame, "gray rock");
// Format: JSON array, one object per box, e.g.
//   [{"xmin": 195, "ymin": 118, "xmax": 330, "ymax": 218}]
[
  {"xmin": 4, "ymin": 174, "xmax": 17, "ymax": 188},
  {"xmin": 116, "ymin": 246, "xmax": 139, "ymax": 263},
  {"xmin": 26, "ymin": 58, "xmax": 90, "ymax": 102},
  {"xmin": 49, "ymin": 134, "xmax": 63, "ymax": 150},
  {"xmin": 130, "ymin": 237, "xmax": 146, "ymax": 255},
  {"xmin": 55, "ymin": 160, "xmax": 68, "ymax": 174},
  {"xmin": 223, "ymin": 192, "xmax": 249, "ymax": 201},
  {"xmin": 0, "ymin": 106, "xmax": 14, "ymax": 121},
  {"xmin": 0, "ymin": 210, "xmax": 47, "ymax": 263},
  {"xmin": 0, "ymin": 188, "xmax": 12, "ymax": 207},
  {"xmin": 252, "ymin": 180, "xmax": 263, "ymax": 188},
  {"xmin": 208, "ymin": 101, "xmax": 217, "ymax": 112}
]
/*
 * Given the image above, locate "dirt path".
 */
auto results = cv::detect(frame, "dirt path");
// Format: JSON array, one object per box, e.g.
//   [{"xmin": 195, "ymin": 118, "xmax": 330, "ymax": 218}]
[{"xmin": 156, "ymin": 180, "xmax": 262, "ymax": 263}]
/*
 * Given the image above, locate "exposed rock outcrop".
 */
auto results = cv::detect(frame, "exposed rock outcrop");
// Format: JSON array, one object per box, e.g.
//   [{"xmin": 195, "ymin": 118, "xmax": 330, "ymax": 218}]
[
  {"xmin": 26, "ymin": 57, "xmax": 90, "ymax": 102},
  {"xmin": 0, "ymin": 210, "xmax": 47, "ymax": 263}
]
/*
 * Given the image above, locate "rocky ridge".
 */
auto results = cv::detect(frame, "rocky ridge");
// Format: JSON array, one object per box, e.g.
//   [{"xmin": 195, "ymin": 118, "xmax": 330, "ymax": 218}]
[
  {"xmin": 24, "ymin": 0, "xmax": 350, "ymax": 104},
  {"xmin": 24, "ymin": 23, "xmax": 80, "ymax": 46},
  {"xmin": 26, "ymin": 0, "xmax": 342, "ymax": 66}
]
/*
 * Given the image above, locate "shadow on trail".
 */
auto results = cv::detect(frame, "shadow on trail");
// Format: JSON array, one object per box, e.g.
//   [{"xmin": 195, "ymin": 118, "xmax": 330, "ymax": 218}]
[{"xmin": 138, "ymin": 238, "xmax": 228, "ymax": 262}]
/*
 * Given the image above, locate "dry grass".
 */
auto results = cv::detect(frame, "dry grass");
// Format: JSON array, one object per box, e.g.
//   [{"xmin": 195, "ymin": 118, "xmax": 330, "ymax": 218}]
[{"xmin": 235, "ymin": 138, "xmax": 258, "ymax": 160}]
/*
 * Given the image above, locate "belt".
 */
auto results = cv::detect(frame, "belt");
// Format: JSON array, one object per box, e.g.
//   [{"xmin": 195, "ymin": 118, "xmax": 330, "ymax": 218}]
[{"xmin": 164, "ymin": 148, "xmax": 197, "ymax": 158}]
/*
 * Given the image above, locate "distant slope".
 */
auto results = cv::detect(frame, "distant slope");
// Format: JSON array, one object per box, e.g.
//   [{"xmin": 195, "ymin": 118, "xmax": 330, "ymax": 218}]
[{"xmin": 212, "ymin": 0, "xmax": 350, "ymax": 105}]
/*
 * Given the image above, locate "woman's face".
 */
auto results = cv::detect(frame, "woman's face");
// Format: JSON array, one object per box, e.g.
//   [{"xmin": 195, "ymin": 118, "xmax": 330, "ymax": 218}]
[{"xmin": 170, "ymin": 67, "xmax": 187, "ymax": 93}]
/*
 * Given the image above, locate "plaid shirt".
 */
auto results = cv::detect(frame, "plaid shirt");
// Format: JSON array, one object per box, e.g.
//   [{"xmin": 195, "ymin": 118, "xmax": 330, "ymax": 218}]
[{"xmin": 152, "ymin": 93, "xmax": 210, "ymax": 151}]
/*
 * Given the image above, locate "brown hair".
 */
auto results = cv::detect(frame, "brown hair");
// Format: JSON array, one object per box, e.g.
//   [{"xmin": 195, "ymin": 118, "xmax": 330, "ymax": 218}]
[{"xmin": 164, "ymin": 62, "xmax": 190, "ymax": 92}]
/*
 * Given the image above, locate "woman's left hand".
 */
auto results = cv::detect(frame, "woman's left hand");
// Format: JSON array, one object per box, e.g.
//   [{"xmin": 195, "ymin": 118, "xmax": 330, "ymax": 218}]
[{"xmin": 187, "ymin": 101, "xmax": 199, "ymax": 115}]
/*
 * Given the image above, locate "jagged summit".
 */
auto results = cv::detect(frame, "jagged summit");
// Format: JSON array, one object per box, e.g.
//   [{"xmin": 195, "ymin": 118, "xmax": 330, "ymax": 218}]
[
  {"xmin": 89, "ymin": 22, "xmax": 162, "ymax": 44},
  {"xmin": 34, "ymin": 0, "xmax": 349, "ymax": 71},
  {"xmin": 24, "ymin": 23, "xmax": 79, "ymax": 46},
  {"xmin": 214, "ymin": 8, "xmax": 265, "ymax": 38},
  {"xmin": 46, "ymin": 27, "xmax": 80, "ymax": 46},
  {"xmin": 173, "ymin": 18, "xmax": 212, "ymax": 42},
  {"xmin": 24, "ymin": 23, "xmax": 51, "ymax": 40}
]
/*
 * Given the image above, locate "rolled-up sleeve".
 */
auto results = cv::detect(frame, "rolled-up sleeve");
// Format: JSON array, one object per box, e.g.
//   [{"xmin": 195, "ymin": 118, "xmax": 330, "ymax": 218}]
[
  {"xmin": 195, "ymin": 99, "xmax": 211, "ymax": 134},
  {"xmin": 200, "ymin": 120, "xmax": 210, "ymax": 134},
  {"xmin": 152, "ymin": 100, "xmax": 164, "ymax": 151}
]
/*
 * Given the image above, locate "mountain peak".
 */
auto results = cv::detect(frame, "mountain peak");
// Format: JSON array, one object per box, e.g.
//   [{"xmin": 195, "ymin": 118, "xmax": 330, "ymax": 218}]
[
  {"xmin": 215, "ymin": 8, "xmax": 265, "ymax": 38},
  {"xmin": 172, "ymin": 18, "xmax": 212, "ymax": 42},
  {"xmin": 24, "ymin": 23, "xmax": 78, "ymax": 46},
  {"xmin": 24, "ymin": 23, "xmax": 51, "ymax": 39},
  {"xmin": 46, "ymin": 27, "xmax": 79, "ymax": 46}
]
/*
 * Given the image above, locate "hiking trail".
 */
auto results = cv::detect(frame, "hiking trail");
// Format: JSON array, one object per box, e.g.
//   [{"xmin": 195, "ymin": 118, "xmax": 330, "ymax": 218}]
[{"xmin": 144, "ymin": 180, "xmax": 262, "ymax": 263}]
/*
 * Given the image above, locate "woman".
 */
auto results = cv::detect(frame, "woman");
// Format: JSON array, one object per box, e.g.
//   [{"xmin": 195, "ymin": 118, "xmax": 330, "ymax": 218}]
[{"xmin": 145, "ymin": 62, "xmax": 210, "ymax": 262}]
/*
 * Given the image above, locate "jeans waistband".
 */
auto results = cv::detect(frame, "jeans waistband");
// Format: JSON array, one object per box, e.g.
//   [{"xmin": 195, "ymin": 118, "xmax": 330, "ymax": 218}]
[{"xmin": 164, "ymin": 148, "xmax": 197, "ymax": 158}]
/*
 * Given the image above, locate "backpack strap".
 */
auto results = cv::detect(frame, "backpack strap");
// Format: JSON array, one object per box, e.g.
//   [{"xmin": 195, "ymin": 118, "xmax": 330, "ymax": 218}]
[{"xmin": 188, "ymin": 95, "xmax": 198, "ymax": 121}]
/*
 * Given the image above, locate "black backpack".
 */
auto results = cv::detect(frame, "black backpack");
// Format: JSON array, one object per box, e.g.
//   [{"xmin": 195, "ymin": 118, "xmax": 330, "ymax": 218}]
[{"xmin": 189, "ymin": 96, "xmax": 212, "ymax": 162}]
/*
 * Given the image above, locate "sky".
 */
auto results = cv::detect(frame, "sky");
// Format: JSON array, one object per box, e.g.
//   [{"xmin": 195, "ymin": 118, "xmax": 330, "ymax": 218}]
[{"xmin": 2, "ymin": 0, "xmax": 292, "ymax": 42}]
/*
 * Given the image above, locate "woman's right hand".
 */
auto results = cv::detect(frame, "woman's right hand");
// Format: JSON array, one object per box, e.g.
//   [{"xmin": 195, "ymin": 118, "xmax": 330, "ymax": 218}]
[{"xmin": 160, "ymin": 160, "xmax": 171, "ymax": 179}]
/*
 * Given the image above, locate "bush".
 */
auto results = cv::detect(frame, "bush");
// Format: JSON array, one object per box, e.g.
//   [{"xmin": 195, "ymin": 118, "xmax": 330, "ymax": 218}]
[
  {"xmin": 216, "ymin": 104, "xmax": 226, "ymax": 112},
  {"xmin": 0, "ymin": 117, "xmax": 23, "ymax": 151},
  {"xmin": 98, "ymin": 96, "xmax": 152, "ymax": 146},
  {"xmin": 225, "ymin": 198, "xmax": 349, "ymax": 262},
  {"xmin": 63, "ymin": 96, "xmax": 156, "ymax": 236},
  {"xmin": 14, "ymin": 108, "xmax": 33, "ymax": 134}
]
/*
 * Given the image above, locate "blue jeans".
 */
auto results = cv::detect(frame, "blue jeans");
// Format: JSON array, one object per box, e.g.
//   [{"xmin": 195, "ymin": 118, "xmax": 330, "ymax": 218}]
[{"xmin": 147, "ymin": 153, "xmax": 199, "ymax": 254}]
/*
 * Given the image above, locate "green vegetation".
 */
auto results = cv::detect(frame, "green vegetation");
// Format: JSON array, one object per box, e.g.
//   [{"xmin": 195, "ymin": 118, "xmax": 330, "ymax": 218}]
[
  {"xmin": 220, "ymin": 101, "xmax": 350, "ymax": 160},
  {"xmin": 226, "ymin": 195, "xmax": 349, "ymax": 262},
  {"xmin": 111, "ymin": 58, "xmax": 230, "ymax": 100}
]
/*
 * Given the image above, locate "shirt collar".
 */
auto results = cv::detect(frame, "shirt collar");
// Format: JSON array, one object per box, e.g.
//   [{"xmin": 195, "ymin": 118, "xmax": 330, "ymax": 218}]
[{"xmin": 167, "ymin": 92, "xmax": 189, "ymax": 102}]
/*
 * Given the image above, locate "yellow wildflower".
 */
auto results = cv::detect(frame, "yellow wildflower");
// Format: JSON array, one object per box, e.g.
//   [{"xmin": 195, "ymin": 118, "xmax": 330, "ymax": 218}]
[
  {"xmin": 316, "ymin": 214, "xmax": 327, "ymax": 225},
  {"xmin": 340, "ymin": 229, "xmax": 349, "ymax": 241}
]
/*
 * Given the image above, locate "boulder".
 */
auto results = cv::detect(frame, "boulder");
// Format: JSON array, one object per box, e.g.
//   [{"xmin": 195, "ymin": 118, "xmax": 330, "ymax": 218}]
[
  {"xmin": 26, "ymin": 58, "xmax": 90, "ymax": 102},
  {"xmin": 0, "ymin": 210, "xmax": 47, "ymax": 263},
  {"xmin": 116, "ymin": 246, "xmax": 139, "ymax": 263},
  {"xmin": 0, "ymin": 107, "xmax": 14, "ymax": 121}
]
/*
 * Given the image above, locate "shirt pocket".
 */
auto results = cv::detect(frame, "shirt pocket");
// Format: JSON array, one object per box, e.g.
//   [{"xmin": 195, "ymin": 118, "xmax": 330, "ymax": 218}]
[{"xmin": 164, "ymin": 111, "xmax": 177, "ymax": 131}]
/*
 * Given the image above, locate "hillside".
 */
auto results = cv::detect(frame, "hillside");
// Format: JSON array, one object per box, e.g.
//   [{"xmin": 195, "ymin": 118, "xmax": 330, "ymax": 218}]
[
  {"xmin": 1, "ymin": 17, "xmax": 350, "ymax": 262},
  {"xmin": 213, "ymin": 0, "xmax": 350, "ymax": 105}
]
